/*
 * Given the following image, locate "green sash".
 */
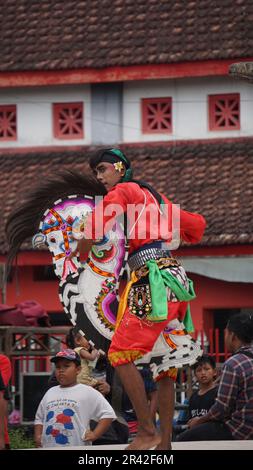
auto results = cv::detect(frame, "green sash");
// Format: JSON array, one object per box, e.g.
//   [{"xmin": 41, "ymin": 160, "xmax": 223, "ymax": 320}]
[{"xmin": 145, "ymin": 260, "xmax": 196, "ymax": 331}]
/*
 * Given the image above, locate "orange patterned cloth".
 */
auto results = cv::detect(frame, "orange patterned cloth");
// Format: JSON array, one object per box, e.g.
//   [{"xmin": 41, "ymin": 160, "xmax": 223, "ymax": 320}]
[{"xmin": 108, "ymin": 303, "xmax": 182, "ymax": 382}]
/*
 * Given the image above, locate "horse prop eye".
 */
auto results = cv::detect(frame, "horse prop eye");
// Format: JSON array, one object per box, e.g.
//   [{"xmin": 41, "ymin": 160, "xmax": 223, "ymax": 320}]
[
  {"xmin": 32, "ymin": 233, "xmax": 47, "ymax": 248},
  {"xmin": 50, "ymin": 237, "xmax": 56, "ymax": 243}
]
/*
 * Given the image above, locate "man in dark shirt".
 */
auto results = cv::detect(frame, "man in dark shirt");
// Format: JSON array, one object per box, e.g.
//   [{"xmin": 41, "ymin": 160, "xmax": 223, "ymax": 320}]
[{"xmin": 178, "ymin": 312, "xmax": 253, "ymax": 441}]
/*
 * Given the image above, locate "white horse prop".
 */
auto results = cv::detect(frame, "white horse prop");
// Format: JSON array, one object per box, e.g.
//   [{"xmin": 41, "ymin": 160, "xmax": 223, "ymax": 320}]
[
  {"xmin": 6, "ymin": 171, "xmax": 202, "ymax": 376},
  {"xmin": 32, "ymin": 194, "xmax": 126, "ymax": 353}
]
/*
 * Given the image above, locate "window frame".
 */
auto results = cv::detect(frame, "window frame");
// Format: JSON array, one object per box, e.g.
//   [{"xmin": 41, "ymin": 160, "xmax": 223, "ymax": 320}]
[
  {"xmin": 0, "ymin": 104, "xmax": 17, "ymax": 141},
  {"xmin": 53, "ymin": 102, "xmax": 84, "ymax": 140},
  {"xmin": 208, "ymin": 93, "xmax": 240, "ymax": 131},
  {"xmin": 141, "ymin": 97, "xmax": 172, "ymax": 134}
]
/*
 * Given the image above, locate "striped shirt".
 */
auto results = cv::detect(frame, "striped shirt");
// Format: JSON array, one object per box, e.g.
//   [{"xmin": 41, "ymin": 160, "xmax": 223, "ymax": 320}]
[{"xmin": 209, "ymin": 346, "xmax": 253, "ymax": 439}]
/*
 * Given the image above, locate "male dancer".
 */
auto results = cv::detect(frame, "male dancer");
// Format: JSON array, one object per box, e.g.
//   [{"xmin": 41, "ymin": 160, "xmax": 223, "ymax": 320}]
[{"xmin": 73, "ymin": 148, "xmax": 206, "ymax": 450}]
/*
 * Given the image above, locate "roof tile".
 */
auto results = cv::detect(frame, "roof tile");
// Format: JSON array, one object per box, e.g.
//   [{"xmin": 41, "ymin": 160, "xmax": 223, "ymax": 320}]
[
  {"xmin": 0, "ymin": 1, "xmax": 253, "ymax": 72},
  {"xmin": 1, "ymin": 139, "xmax": 253, "ymax": 253}
]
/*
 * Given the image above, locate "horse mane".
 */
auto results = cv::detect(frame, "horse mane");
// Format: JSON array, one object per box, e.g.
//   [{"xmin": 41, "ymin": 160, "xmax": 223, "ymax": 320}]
[{"xmin": 5, "ymin": 170, "xmax": 106, "ymax": 270}]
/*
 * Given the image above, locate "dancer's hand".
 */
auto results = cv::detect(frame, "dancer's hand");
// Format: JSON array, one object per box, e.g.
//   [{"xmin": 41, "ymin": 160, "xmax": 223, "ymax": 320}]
[{"xmin": 69, "ymin": 238, "xmax": 93, "ymax": 258}]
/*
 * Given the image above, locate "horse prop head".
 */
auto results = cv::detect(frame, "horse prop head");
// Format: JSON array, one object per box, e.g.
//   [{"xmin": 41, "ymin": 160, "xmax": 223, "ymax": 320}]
[{"xmin": 6, "ymin": 171, "xmax": 126, "ymax": 353}]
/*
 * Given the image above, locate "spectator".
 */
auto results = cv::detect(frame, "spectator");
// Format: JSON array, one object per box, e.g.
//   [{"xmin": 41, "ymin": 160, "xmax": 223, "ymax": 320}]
[
  {"xmin": 122, "ymin": 364, "xmax": 158, "ymax": 439},
  {"xmin": 175, "ymin": 355, "xmax": 217, "ymax": 440},
  {"xmin": 139, "ymin": 365, "xmax": 158, "ymax": 424},
  {"xmin": 177, "ymin": 312, "xmax": 253, "ymax": 441},
  {"xmin": 66, "ymin": 328, "xmax": 100, "ymax": 388},
  {"xmin": 34, "ymin": 349, "xmax": 116, "ymax": 448},
  {"xmin": 90, "ymin": 356, "xmax": 129, "ymax": 445},
  {"xmin": 47, "ymin": 348, "xmax": 128, "ymax": 445},
  {"xmin": 0, "ymin": 354, "xmax": 12, "ymax": 450}
]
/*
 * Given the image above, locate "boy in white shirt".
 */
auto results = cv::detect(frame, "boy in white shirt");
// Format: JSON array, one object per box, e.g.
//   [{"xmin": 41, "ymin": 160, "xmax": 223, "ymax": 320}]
[{"xmin": 34, "ymin": 349, "xmax": 116, "ymax": 448}]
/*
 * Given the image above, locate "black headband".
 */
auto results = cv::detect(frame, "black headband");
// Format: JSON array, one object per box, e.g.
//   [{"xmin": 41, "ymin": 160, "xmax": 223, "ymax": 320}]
[{"xmin": 89, "ymin": 148, "xmax": 131, "ymax": 170}]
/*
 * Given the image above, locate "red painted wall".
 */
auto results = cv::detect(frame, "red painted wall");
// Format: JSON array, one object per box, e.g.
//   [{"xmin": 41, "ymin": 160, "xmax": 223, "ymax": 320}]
[
  {"xmin": 5, "ymin": 266, "xmax": 253, "ymax": 330},
  {"xmin": 6, "ymin": 266, "xmax": 61, "ymax": 312},
  {"xmin": 189, "ymin": 273, "xmax": 253, "ymax": 332}
]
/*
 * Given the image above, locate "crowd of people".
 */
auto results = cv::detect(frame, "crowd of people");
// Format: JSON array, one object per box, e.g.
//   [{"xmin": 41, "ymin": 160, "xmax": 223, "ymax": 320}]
[{"xmin": 1, "ymin": 310, "xmax": 253, "ymax": 449}]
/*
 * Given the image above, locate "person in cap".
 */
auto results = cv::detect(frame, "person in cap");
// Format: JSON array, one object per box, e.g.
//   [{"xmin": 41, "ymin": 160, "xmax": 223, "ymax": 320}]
[
  {"xmin": 34, "ymin": 349, "xmax": 116, "ymax": 448},
  {"xmin": 72, "ymin": 148, "xmax": 206, "ymax": 450}
]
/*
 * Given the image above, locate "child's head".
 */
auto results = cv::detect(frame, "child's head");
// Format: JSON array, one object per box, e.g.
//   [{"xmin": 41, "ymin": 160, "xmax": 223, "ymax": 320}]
[
  {"xmin": 226, "ymin": 312, "xmax": 253, "ymax": 352},
  {"xmin": 51, "ymin": 349, "xmax": 81, "ymax": 387},
  {"xmin": 74, "ymin": 333, "xmax": 90, "ymax": 349},
  {"xmin": 66, "ymin": 328, "xmax": 90, "ymax": 350},
  {"xmin": 192, "ymin": 355, "xmax": 216, "ymax": 387}
]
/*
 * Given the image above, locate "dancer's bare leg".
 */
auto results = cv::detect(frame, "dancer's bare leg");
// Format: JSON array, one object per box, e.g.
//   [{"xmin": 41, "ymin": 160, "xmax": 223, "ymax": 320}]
[
  {"xmin": 156, "ymin": 376, "xmax": 175, "ymax": 450},
  {"xmin": 116, "ymin": 363, "xmax": 161, "ymax": 450}
]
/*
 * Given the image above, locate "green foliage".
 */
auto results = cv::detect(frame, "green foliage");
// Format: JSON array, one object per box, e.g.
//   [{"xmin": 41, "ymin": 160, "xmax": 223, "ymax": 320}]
[{"xmin": 9, "ymin": 426, "xmax": 35, "ymax": 449}]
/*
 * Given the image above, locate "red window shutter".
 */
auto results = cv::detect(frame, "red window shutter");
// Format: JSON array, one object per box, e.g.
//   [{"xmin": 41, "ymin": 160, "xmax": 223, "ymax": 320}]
[
  {"xmin": 0, "ymin": 105, "xmax": 17, "ymax": 141},
  {"xmin": 209, "ymin": 94, "xmax": 240, "ymax": 131},
  {"xmin": 142, "ymin": 97, "xmax": 172, "ymax": 134},
  {"xmin": 53, "ymin": 102, "xmax": 84, "ymax": 139}
]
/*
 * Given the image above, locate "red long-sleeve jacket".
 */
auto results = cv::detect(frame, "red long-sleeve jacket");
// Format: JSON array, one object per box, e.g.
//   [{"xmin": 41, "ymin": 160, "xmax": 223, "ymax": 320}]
[{"xmin": 85, "ymin": 182, "xmax": 206, "ymax": 254}]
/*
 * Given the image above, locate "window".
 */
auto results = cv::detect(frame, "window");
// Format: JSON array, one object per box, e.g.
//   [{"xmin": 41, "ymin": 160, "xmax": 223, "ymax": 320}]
[
  {"xmin": 142, "ymin": 97, "xmax": 172, "ymax": 133},
  {"xmin": 53, "ymin": 102, "xmax": 84, "ymax": 139},
  {"xmin": 0, "ymin": 105, "xmax": 17, "ymax": 141},
  {"xmin": 209, "ymin": 94, "xmax": 240, "ymax": 131}
]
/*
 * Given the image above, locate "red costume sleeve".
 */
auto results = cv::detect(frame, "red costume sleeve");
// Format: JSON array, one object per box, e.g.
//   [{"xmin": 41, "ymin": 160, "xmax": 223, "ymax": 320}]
[
  {"xmin": 179, "ymin": 208, "xmax": 206, "ymax": 244},
  {"xmin": 84, "ymin": 182, "xmax": 206, "ymax": 245},
  {"xmin": 84, "ymin": 182, "xmax": 145, "ymax": 239}
]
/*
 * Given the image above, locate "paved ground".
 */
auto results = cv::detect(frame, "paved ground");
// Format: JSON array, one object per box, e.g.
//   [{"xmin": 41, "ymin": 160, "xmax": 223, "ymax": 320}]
[{"xmin": 37, "ymin": 440, "xmax": 253, "ymax": 450}]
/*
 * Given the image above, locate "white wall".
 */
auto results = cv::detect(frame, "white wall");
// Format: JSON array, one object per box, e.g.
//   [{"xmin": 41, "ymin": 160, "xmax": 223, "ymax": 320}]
[
  {"xmin": 0, "ymin": 85, "xmax": 91, "ymax": 148},
  {"xmin": 123, "ymin": 77, "xmax": 253, "ymax": 142},
  {"xmin": 1, "ymin": 77, "xmax": 252, "ymax": 148}
]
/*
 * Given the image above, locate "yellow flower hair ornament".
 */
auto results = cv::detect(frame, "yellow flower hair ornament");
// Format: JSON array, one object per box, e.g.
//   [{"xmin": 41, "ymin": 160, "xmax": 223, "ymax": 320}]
[{"xmin": 114, "ymin": 161, "xmax": 124, "ymax": 172}]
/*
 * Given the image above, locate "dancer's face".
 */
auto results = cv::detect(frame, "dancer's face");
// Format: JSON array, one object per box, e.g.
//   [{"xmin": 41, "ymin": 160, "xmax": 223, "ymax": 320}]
[{"xmin": 93, "ymin": 162, "xmax": 124, "ymax": 191}]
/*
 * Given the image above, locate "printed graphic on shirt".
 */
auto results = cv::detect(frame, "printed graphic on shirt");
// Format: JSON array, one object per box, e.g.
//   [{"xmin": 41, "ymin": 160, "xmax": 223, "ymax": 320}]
[
  {"xmin": 45, "ymin": 407, "xmax": 74, "ymax": 445},
  {"xmin": 44, "ymin": 399, "xmax": 80, "ymax": 446},
  {"xmin": 191, "ymin": 408, "xmax": 209, "ymax": 418}
]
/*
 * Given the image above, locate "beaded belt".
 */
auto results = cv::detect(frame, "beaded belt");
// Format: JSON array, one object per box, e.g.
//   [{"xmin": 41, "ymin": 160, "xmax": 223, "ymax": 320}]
[{"xmin": 128, "ymin": 247, "xmax": 172, "ymax": 272}]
